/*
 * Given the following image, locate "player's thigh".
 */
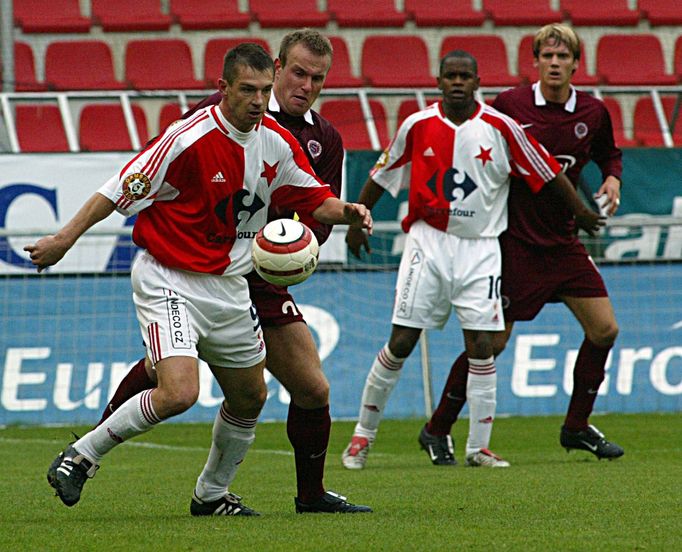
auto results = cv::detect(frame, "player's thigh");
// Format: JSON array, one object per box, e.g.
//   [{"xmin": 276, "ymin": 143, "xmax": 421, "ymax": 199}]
[
  {"xmin": 209, "ymin": 359, "xmax": 268, "ymax": 418},
  {"xmin": 560, "ymin": 295, "xmax": 618, "ymax": 346},
  {"xmin": 263, "ymin": 322, "xmax": 328, "ymax": 405}
]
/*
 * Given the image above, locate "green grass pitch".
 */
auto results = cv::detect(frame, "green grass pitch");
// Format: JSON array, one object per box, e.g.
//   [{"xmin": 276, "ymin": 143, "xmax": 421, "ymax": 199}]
[{"xmin": 1, "ymin": 413, "xmax": 680, "ymax": 551}]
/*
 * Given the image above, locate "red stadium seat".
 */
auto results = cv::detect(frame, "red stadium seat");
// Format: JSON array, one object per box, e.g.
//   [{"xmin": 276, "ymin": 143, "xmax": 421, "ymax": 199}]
[
  {"xmin": 561, "ymin": 0, "xmax": 640, "ymax": 26},
  {"xmin": 45, "ymin": 41, "xmax": 124, "ymax": 90},
  {"xmin": 13, "ymin": 0, "xmax": 90, "ymax": 33},
  {"xmin": 324, "ymin": 37, "xmax": 365, "ymax": 88},
  {"xmin": 4, "ymin": 42, "xmax": 47, "ymax": 91},
  {"xmin": 440, "ymin": 35, "xmax": 518, "ymax": 87},
  {"xmin": 327, "ymin": 0, "xmax": 408, "ymax": 27},
  {"xmin": 361, "ymin": 35, "xmax": 434, "ymax": 88},
  {"xmin": 79, "ymin": 104, "xmax": 149, "ymax": 151},
  {"xmin": 158, "ymin": 104, "xmax": 184, "ymax": 133},
  {"xmin": 15, "ymin": 105, "xmax": 69, "ymax": 152},
  {"xmin": 249, "ymin": 0, "xmax": 329, "ymax": 27},
  {"xmin": 639, "ymin": 0, "xmax": 682, "ymax": 26},
  {"xmin": 170, "ymin": 0, "xmax": 250, "ymax": 29},
  {"xmin": 396, "ymin": 97, "xmax": 439, "ymax": 128},
  {"xmin": 126, "ymin": 39, "xmax": 204, "ymax": 90},
  {"xmin": 483, "ymin": 0, "xmax": 561, "ymax": 25},
  {"xmin": 91, "ymin": 0, "xmax": 171, "ymax": 31},
  {"xmin": 674, "ymin": 36, "xmax": 682, "ymax": 82},
  {"xmin": 404, "ymin": 0, "xmax": 485, "ymax": 27},
  {"xmin": 516, "ymin": 34, "xmax": 597, "ymax": 86},
  {"xmin": 596, "ymin": 34, "xmax": 676, "ymax": 85},
  {"xmin": 633, "ymin": 96, "xmax": 682, "ymax": 147},
  {"xmin": 203, "ymin": 38, "xmax": 271, "ymax": 87},
  {"xmin": 602, "ymin": 97, "xmax": 637, "ymax": 148},
  {"xmin": 318, "ymin": 99, "xmax": 390, "ymax": 150}
]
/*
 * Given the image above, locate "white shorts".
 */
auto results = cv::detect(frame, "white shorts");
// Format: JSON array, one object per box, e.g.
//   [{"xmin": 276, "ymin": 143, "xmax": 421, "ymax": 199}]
[
  {"xmin": 391, "ymin": 221, "xmax": 504, "ymax": 331},
  {"xmin": 131, "ymin": 251, "xmax": 266, "ymax": 369}
]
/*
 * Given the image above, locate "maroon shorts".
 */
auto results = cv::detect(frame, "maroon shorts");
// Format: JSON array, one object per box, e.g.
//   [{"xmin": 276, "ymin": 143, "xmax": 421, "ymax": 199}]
[
  {"xmin": 245, "ymin": 271, "xmax": 305, "ymax": 327},
  {"xmin": 500, "ymin": 234, "xmax": 608, "ymax": 322}
]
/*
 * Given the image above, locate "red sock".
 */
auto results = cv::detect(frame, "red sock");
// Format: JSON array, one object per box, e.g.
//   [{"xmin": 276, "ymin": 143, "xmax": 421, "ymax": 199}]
[
  {"xmin": 287, "ymin": 403, "xmax": 330, "ymax": 503},
  {"xmin": 96, "ymin": 358, "xmax": 155, "ymax": 426},
  {"xmin": 564, "ymin": 337, "xmax": 610, "ymax": 431},
  {"xmin": 426, "ymin": 352, "xmax": 469, "ymax": 436}
]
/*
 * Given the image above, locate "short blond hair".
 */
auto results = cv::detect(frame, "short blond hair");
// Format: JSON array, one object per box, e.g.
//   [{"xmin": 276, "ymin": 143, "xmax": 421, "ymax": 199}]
[
  {"xmin": 533, "ymin": 24, "xmax": 581, "ymax": 60},
  {"xmin": 278, "ymin": 28, "xmax": 333, "ymax": 67}
]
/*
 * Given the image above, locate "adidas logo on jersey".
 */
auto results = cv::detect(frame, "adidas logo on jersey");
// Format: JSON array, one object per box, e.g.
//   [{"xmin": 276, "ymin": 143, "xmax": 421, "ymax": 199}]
[
  {"xmin": 211, "ymin": 172, "xmax": 226, "ymax": 183},
  {"xmin": 423, "ymin": 147, "xmax": 435, "ymax": 157}
]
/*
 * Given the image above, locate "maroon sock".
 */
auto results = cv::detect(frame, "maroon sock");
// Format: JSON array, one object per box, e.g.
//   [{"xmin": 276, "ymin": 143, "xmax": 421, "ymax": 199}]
[
  {"xmin": 287, "ymin": 402, "xmax": 330, "ymax": 504},
  {"xmin": 564, "ymin": 337, "xmax": 610, "ymax": 431},
  {"xmin": 96, "ymin": 358, "xmax": 155, "ymax": 426},
  {"xmin": 426, "ymin": 352, "xmax": 469, "ymax": 436}
]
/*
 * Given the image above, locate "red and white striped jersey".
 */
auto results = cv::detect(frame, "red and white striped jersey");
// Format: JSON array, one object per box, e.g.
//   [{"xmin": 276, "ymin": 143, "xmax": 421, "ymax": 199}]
[
  {"xmin": 99, "ymin": 105, "xmax": 334, "ymax": 275},
  {"xmin": 370, "ymin": 101, "xmax": 561, "ymax": 238}
]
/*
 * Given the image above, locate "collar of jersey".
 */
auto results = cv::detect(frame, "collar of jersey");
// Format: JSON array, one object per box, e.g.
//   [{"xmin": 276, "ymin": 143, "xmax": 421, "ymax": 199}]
[
  {"xmin": 437, "ymin": 99, "xmax": 482, "ymax": 127},
  {"xmin": 532, "ymin": 81, "xmax": 577, "ymax": 112},
  {"xmin": 269, "ymin": 93, "xmax": 314, "ymax": 125},
  {"xmin": 210, "ymin": 105, "xmax": 259, "ymax": 142}
]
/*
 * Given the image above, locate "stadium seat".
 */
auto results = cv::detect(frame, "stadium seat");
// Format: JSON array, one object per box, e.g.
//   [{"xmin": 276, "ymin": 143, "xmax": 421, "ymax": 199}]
[
  {"xmin": 318, "ymin": 99, "xmax": 389, "ymax": 150},
  {"xmin": 361, "ymin": 35, "xmax": 434, "ymax": 88},
  {"xmin": 483, "ymin": 0, "xmax": 561, "ymax": 25},
  {"xmin": 126, "ymin": 39, "xmax": 204, "ymax": 90},
  {"xmin": 158, "ymin": 103, "xmax": 184, "ymax": 133},
  {"xmin": 440, "ymin": 36, "xmax": 518, "ymax": 87},
  {"xmin": 45, "ymin": 41, "xmax": 124, "ymax": 90},
  {"xmin": 404, "ymin": 0, "xmax": 485, "ymax": 27},
  {"xmin": 91, "ymin": 0, "xmax": 171, "ymax": 31},
  {"xmin": 169, "ymin": 0, "xmax": 250, "ymax": 29},
  {"xmin": 596, "ymin": 34, "xmax": 676, "ymax": 85},
  {"xmin": 516, "ymin": 34, "xmax": 598, "ymax": 86},
  {"xmin": 203, "ymin": 38, "xmax": 271, "ymax": 87},
  {"xmin": 6, "ymin": 42, "xmax": 47, "ymax": 91},
  {"xmin": 327, "ymin": 0, "xmax": 408, "ymax": 27},
  {"xmin": 15, "ymin": 105, "xmax": 70, "ymax": 152},
  {"xmin": 601, "ymin": 97, "xmax": 637, "ymax": 148},
  {"xmin": 396, "ymin": 97, "xmax": 439, "ymax": 128},
  {"xmin": 561, "ymin": 0, "xmax": 640, "ymax": 26},
  {"xmin": 13, "ymin": 0, "xmax": 90, "ymax": 33},
  {"xmin": 324, "ymin": 37, "xmax": 365, "ymax": 88},
  {"xmin": 633, "ymin": 96, "xmax": 682, "ymax": 147},
  {"xmin": 639, "ymin": 0, "xmax": 682, "ymax": 25},
  {"xmin": 79, "ymin": 104, "xmax": 149, "ymax": 151},
  {"xmin": 674, "ymin": 36, "xmax": 682, "ymax": 81},
  {"xmin": 249, "ymin": 0, "xmax": 329, "ymax": 27}
]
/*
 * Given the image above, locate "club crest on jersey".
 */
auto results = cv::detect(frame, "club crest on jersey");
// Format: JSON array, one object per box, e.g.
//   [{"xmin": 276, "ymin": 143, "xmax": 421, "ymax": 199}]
[
  {"xmin": 122, "ymin": 172, "xmax": 151, "ymax": 201},
  {"xmin": 307, "ymin": 139, "xmax": 322, "ymax": 159},
  {"xmin": 574, "ymin": 122, "xmax": 588, "ymax": 139},
  {"xmin": 370, "ymin": 150, "xmax": 389, "ymax": 176},
  {"xmin": 427, "ymin": 167, "xmax": 478, "ymax": 202}
]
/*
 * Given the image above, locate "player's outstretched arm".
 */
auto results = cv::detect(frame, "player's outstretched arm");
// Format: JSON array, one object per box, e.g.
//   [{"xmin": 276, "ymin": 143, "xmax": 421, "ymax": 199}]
[
  {"xmin": 23, "ymin": 192, "xmax": 116, "ymax": 272},
  {"xmin": 312, "ymin": 197, "xmax": 373, "ymax": 234},
  {"xmin": 545, "ymin": 173, "xmax": 605, "ymax": 237},
  {"xmin": 346, "ymin": 178, "xmax": 386, "ymax": 259}
]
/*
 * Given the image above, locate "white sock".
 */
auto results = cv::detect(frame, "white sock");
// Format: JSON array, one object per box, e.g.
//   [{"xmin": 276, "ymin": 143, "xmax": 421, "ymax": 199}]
[
  {"xmin": 465, "ymin": 357, "xmax": 497, "ymax": 456},
  {"xmin": 194, "ymin": 402, "xmax": 257, "ymax": 502},
  {"xmin": 75, "ymin": 389, "xmax": 162, "ymax": 463},
  {"xmin": 353, "ymin": 345, "xmax": 404, "ymax": 441}
]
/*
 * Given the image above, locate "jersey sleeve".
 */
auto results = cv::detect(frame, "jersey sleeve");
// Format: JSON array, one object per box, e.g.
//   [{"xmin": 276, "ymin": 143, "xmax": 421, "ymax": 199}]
[
  {"xmin": 591, "ymin": 103, "xmax": 624, "ymax": 183},
  {"xmin": 370, "ymin": 118, "xmax": 414, "ymax": 197}
]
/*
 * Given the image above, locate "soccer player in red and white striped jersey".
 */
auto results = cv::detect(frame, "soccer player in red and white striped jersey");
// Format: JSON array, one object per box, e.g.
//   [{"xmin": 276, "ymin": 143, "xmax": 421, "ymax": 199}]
[
  {"xmin": 26, "ymin": 43, "xmax": 372, "ymax": 513},
  {"xmin": 341, "ymin": 49, "xmax": 602, "ymax": 470}
]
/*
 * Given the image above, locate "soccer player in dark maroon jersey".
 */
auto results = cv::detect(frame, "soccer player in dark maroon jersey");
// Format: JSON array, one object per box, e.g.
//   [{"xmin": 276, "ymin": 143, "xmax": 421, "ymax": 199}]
[
  {"xmin": 93, "ymin": 30, "xmax": 370, "ymax": 513},
  {"xmin": 423, "ymin": 24, "xmax": 624, "ymax": 462}
]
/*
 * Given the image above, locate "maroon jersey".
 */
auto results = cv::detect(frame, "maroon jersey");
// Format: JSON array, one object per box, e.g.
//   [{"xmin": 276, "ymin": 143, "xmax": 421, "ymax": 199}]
[{"xmin": 492, "ymin": 84, "xmax": 622, "ymax": 247}]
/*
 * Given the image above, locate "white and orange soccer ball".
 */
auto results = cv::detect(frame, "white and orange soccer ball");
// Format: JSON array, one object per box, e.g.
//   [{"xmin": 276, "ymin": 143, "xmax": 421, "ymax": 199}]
[{"xmin": 251, "ymin": 219, "xmax": 319, "ymax": 286}]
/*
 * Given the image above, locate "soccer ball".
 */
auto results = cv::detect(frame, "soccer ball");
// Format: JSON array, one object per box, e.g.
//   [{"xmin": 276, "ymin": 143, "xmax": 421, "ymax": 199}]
[{"xmin": 251, "ymin": 219, "xmax": 319, "ymax": 286}]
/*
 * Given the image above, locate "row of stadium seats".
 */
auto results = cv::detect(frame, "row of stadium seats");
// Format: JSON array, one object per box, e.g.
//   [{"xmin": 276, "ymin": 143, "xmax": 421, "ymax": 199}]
[
  {"xmin": 4, "ymin": 33, "xmax": 682, "ymax": 91},
  {"xmin": 12, "ymin": 0, "xmax": 682, "ymax": 33},
  {"xmin": 12, "ymin": 94, "xmax": 682, "ymax": 152}
]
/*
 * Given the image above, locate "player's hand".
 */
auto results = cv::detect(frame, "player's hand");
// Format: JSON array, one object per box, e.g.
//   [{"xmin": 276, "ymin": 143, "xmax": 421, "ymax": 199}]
[
  {"xmin": 23, "ymin": 235, "xmax": 70, "ymax": 273},
  {"xmin": 344, "ymin": 203, "xmax": 373, "ymax": 234},
  {"xmin": 346, "ymin": 226, "xmax": 371, "ymax": 259},
  {"xmin": 596, "ymin": 176, "xmax": 622, "ymax": 217},
  {"xmin": 575, "ymin": 210, "xmax": 606, "ymax": 237}
]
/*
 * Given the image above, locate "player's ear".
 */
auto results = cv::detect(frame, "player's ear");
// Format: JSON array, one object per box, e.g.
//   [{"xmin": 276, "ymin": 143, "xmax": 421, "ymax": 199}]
[
  {"xmin": 274, "ymin": 58, "xmax": 283, "ymax": 77},
  {"xmin": 218, "ymin": 78, "xmax": 229, "ymax": 96},
  {"xmin": 571, "ymin": 59, "xmax": 579, "ymax": 75}
]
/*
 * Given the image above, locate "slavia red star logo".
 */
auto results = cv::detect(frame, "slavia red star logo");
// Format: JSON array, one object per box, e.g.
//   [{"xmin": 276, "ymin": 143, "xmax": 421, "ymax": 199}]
[
  {"xmin": 476, "ymin": 146, "xmax": 493, "ymax": 167},
  {"xmin": 261, "ymin": 160, "xmax": 279, "ymax": 185}
]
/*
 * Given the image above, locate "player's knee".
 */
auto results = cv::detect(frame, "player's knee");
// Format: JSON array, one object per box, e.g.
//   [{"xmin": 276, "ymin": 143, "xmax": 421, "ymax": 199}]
[
  {"xmin": 589, "ymin": 320, "xmax": 619, "ymax": 347},
  {"xmin": 290, "ymin": 376, "xmax": 329, "ymax": 408},
  {"xmin": 157, "ymin": 385, "xmax": 199, "ymax": 416}
]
